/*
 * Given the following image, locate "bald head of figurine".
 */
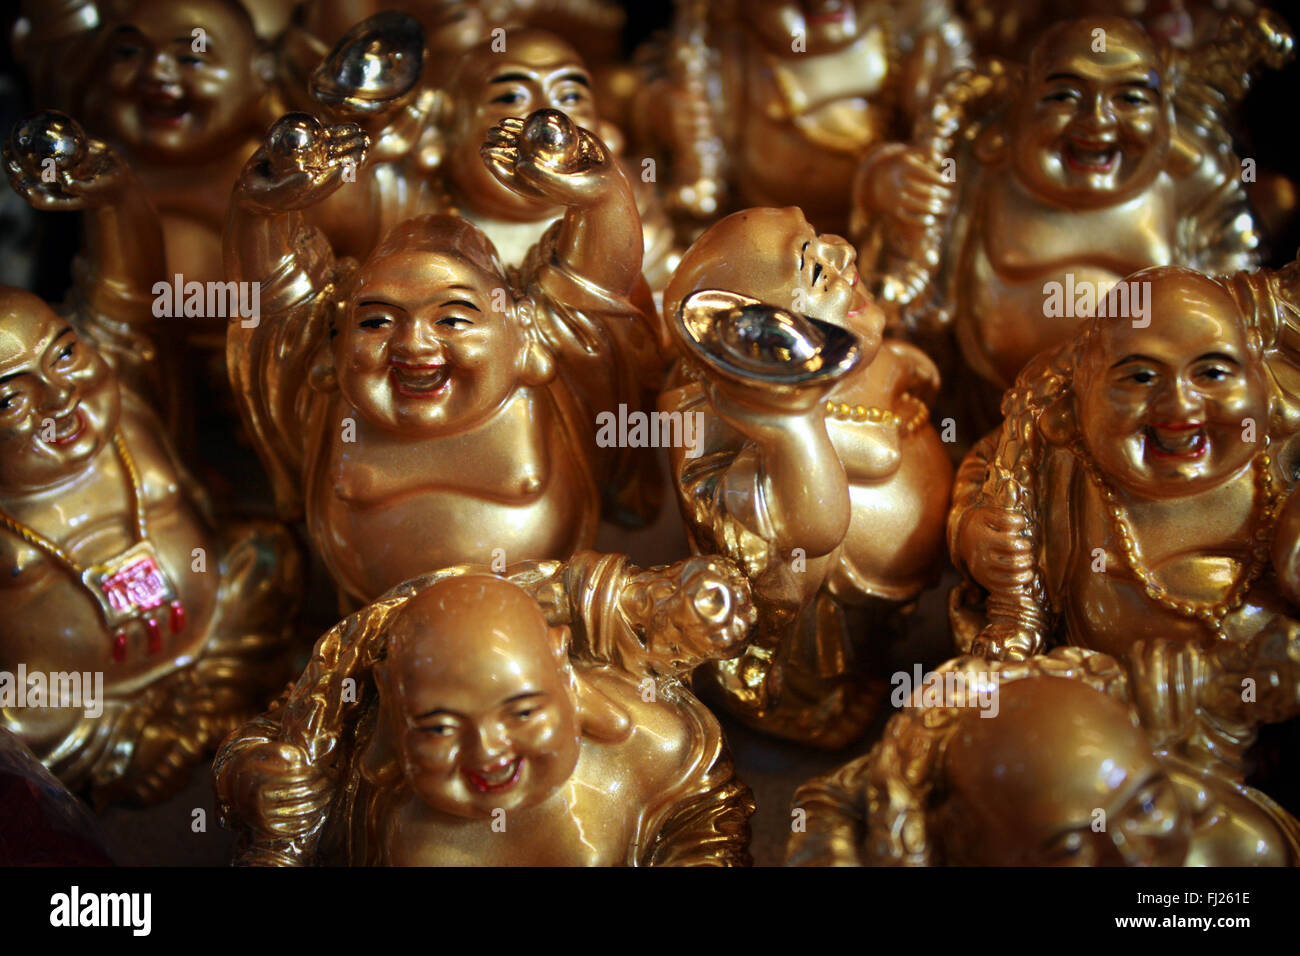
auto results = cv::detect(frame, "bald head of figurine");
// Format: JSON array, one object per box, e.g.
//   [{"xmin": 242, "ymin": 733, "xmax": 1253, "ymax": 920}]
[
  {"xmin": 1007, "ymin": 17, "xmax": 1172, "ymax": 208},
  {"xmin": 445, "ymin": 28, "xmax": 607, "ymax": 220},
  {"xmin": 1072, "ymin": 267, "xmax": 1268, "ymax": 499},
  {"xmin": 375, "ymin": 574, "xmax": 630, "ymax": 817},
  {"xmin": 333, "ymin": 215, "xmax": 554, "ymax": 437},
  {"xmin": 0, "ymin": 288, "xmax": 119, "ymax": 494},
  {"xmin": 666, "ymin": 206, "xmax": 883, "ymax": 359},
  {"xmin": 934, "ymin": 676, "xmax": 1190, "ymax": 865},
  {"xmin": 96, "ymin": 0, "xmax": 270, "ymax": 162}
]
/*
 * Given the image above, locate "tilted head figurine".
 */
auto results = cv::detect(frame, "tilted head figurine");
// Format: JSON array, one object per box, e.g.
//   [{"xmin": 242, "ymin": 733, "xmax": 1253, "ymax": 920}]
[
  {"xmin": 951, "ymin": 261, "xmax": 1300, "ymax": 662},
  {"xmin": 658, "ymin": 206, "xmax": 952, "ymax": 748},
  {"xmin": 0, "ymin": 289, "xmax": 119, "ymax": 494},
  {"xmin": 0, "ymin": 285, "xmax": 300, "ymax": 807},
  {"xmin": 788, "ymin": 649, "xmax": 1300, "ymax": 866}
]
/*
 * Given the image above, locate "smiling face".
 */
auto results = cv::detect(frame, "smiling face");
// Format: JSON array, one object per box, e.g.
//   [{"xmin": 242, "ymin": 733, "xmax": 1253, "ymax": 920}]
[
  {"xmin": 748, "ymin": 0, "xmax": 875, "ymax": 55},
  {"xmin": 667, "ymin": 206, "xmax": 882, "ymax": 358},
  {"xmin": 379, "ymin": 575, "xmax": 582, "ymax": 818},
  {"xmin": 1010, "ymin": 18, "xmax": 1170, "ymax": 209},
  {"xmin": 447, "ymin": 29, "xmax": 600, "ymax": 219},
  {"xmin": 1075, "ymin": 270, "xmax": 1267, "ymax": 499},
  {"xmin": 939, "ymin": 677, "xmax": 1190, "ymax": 866},
  {"xmin": 0, "ymin": 289, "xmax": 119, "ymax": 494},
  {"xmin": 98, "ymin": 0, "xmax": 263, "ymax": 162},
  {"xmin": 338, "ymin": 227, "xmax": 527, "ymax": 436}
]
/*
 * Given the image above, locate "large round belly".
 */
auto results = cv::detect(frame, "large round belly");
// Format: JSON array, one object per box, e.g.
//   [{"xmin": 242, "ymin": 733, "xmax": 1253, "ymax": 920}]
[
  {"xmin": 315, "ymin": 485, "xmax": 592, "ymax": 603},
  {"xmin": 0, "ymin": 514, "xmax": 218, "ymax": 700},
  {"xmin": 963, "ymin": 265, "xmax": 1128, "ymax": 389},
  {"xmin": 835, "ymin": 427, "xmax": 953, "ymax": 603}
]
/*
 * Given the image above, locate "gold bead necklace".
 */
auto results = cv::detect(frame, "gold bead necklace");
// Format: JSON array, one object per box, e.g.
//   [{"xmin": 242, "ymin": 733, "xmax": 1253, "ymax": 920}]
[
  {"xmin": 1069, "ymin": 436, "xmax": 1280, "ymax": 639},
  {"xmin": 0, "ymin": 432, "xmax": 185, "ymax": 661},
  {"xmin": 823, "ymin": 391, "xmax": 929, "ymax": 437}
]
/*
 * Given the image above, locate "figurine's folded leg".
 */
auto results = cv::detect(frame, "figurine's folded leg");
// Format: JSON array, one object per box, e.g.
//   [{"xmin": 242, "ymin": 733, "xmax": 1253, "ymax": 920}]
[
  {"xmin": 642, "ymin": 756, "xmax": 754, "ymax": 867},
  {"xmin": 786, "ymin": 753, "xmax": 872, "ymax": 866},
  {"xmin": 40, "ymin": 668, "xmax": 213, "ymax": 807},
  {"xmin": 188, "ymin": 520, "xmax": 303, "ymax": 741}
]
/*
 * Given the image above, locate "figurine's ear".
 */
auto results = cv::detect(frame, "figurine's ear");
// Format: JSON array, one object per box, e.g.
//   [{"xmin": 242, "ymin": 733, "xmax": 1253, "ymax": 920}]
[
  {"xmin": 514, "ymin": 302, "xmax": 556, "ymax": 386},
  {"xmin": 519, "ymin": 339, "xmax": 556, "ymax": 386},
  {"xmin": 1040, "ymin": 392, "xmax": 1078, "ymax": 446},
  {"xmin": 309, "ymin": 340, "xmax": 339, "ymax": 392},
  {"xmin": 595, "ymin": 120, "xmax": 625, "ymax": 156},
  {"xmin": 253, "ymin": 48, "xmax": 276, "ymax": 87},
  {"xmin": 973, "ymin": 116, "xmax": 1008, "ymax": 165},
  {"xmin": 549, "ymin": 623, "xmax": 572, "ymax": 662},
  {"xmin": 412, "ymin": 90, "xmax": 451, "ymax": 174}
]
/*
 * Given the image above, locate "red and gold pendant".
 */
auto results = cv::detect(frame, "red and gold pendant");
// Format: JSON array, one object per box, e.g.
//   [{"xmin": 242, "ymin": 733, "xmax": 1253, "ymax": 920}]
[{"xmin": 80, "ymin": 541, "xmax": 184, "ymax": 662}]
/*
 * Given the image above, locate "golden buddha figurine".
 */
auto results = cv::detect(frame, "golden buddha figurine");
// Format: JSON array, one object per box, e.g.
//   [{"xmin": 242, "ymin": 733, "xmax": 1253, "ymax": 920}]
[
  {"xmin": 634, "ymin": 0, "xmax": 972, "ymax": 237},
  {"xmin": 0, "ymin": 287, "xmax": 301, "ymax": 807},
  {"xmin": 951, "ymin": 262, "xmax": 1300, "ymax": 782},
  {"xmin": 226, "ymin": 107, "xmax": 662, "ymax": 609},
  {"xmin": 16, "ymin": 0, "xmax": 275, "ymax": 294},
  {"xmin": 300, "ymin": 15, "xmax": 681, "ymax": 293},
  {"xmin": 13, "ymin": 0, "xmax": 282, "ymax": 471},
  {"xmin": 658, "ymin": 206, "xmax": 953, "ymax": 749},
  {"xmin": 854, "ymin": 13, "xmax": 1291, "ymax": 428},
  {"xmin": 214, "ymin": 551, "xmax": 757, "ymax": 866},
  {"xmin": 787, "ymin": 646, "xmax": 1300, "ymax": 866}
]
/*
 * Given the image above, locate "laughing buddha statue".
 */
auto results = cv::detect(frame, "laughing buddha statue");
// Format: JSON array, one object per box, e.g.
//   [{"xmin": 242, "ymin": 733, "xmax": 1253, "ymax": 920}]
[
  {"xmin": 214, "ymin": 552, "xmax": 757, "ymax": 866},
  {"xmin": 225, "ymin": 106, "xmax": 662, "ymax": 608}
]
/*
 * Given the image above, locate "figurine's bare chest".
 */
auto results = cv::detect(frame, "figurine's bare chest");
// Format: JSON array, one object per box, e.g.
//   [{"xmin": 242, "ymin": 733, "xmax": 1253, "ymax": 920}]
[
  {"xmin": 1064, "ymin": 473, "xmax": 1259, "ymax": 653},
  {"xmin": 0, "ymin": 446, "xmax": 186, "ymax": 586},
  {"xmin": 978, "ymin": 176, "xmax": 1176, "ymax": 277},
  {"xmin": 322, "ymin": 392, "xmax": 556, "ymax": 505},
  {"xmin": 310, "ymin": 395, "xmax": 592, "ymax": 598}
]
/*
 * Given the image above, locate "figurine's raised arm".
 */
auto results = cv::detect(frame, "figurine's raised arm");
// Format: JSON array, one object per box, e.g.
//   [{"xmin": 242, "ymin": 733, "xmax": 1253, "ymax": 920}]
[
  {"xmin": 224, "ymin": 113, "xmax": 369, "ymax": 517},
  {"xmin": 481, "ymin": 109, "xmax": 642, "ymax": 301},
  {"xmin": 6, "ymin": 111, "xmax": 164, "ymax": 321},
  {"xmin": 4, "ymin": 110, "xmax": 175, "ymax": 419}
]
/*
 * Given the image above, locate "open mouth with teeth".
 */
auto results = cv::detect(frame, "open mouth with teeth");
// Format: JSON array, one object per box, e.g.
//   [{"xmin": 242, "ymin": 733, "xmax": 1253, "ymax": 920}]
[
  {"xmin": 1145, "ymin": 422, "xmax": 1207, "ymax": 459},
  {"xmin": 464, "ymin": 756, "xmax": 523, "ymax": 794},
  {"xmin": 47, "ymin": 409, "xmax": 85, "ymax": 446},
  {"xmin": 1064, "ymin": 139, "xmax": 1120, "ymax": 173},
  {"xmin": 139, "ymin": 89, "xmax": 191, "ymax": 127},
  {"xmin": 390, "ymin": 362, "xmax": 450, "ymax": 399}
]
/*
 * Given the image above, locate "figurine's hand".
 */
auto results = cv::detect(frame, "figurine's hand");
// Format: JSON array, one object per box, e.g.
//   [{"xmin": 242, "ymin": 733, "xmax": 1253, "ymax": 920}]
[
  {"xmin": 480, "ymin": 109, "xmax": 616, "ymax": 208},
  {"xmin": 1205, "ymin": 621, "xmax": 1300, "ymax": 726},
  {"xmin": 4, "ymin": 110, "xmax": 132, "ymax": 211},
  {"xmin": 866, "ymin": 147, "xmax": 953, "ymax": 230},
  {"xmin": 226, "ymin": 740, "xmax": 332, "ymax": 839},
  {"xmin": 621, "ymin": 556, "xmax": 756, "ymax": 665},
  {"xmin": 956, "ymin": 506, "xmax": 1036, "ymax": 593},
  {"xmin": 698, "ymin": 375, "xmax": 829, "ymax": 448},
  {"xmin": 239, "ymin": 113, "xmax": 370, "ymax": 212}
]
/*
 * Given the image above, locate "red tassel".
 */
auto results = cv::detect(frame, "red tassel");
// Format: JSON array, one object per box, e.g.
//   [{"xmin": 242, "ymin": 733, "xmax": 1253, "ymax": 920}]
[
  {"xmin": 146, "ymin": 617, "xmax": 162, "ymax": 654},
  {"xmin": 169, "ymin": 599, "xmax": 185, "ymax": 634},
  {"xmin": 112, "ymin": 630, "xmax": 128, "ymax": 663}
]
